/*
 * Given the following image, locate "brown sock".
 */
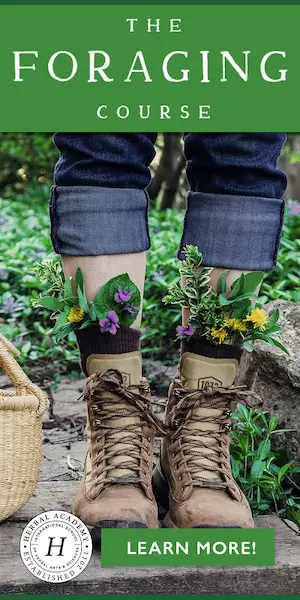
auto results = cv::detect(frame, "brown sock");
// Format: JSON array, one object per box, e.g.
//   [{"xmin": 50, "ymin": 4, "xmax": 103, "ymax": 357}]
[
  {"xmin": 76, "ymin": 325, "xmax": 141, "ymax": 375},
  {"xmin": 181, "ymin": 335, "xmax": 242, "ymax": 361}
]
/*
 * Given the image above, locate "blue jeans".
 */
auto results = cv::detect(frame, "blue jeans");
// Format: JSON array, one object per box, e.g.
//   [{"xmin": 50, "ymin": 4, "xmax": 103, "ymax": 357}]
[{"xmin": 50, "ymin": 133, "xmax": 287, "ymax": 270}]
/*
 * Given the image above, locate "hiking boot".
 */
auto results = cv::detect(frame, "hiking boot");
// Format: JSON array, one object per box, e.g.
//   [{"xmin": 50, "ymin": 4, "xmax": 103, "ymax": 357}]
[
  {"xmin": 153, "ymin": 351, "xmax": 260, "ymax": 528},
  {"xmin": 74, "ymin": 351, "xmax": 163, "ymax": 542}
]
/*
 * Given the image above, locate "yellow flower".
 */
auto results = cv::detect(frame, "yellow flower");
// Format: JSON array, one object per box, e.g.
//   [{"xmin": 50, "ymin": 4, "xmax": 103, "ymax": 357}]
[
  {"xmin": 224, "ymin": 318, "xmax": 235, "ymax": 329},
  {"xmin": 67, "ymin": 305, "xmax": 85, "ymax": 323},
  {"xmin": 245, "ymin": 308, "xmax": 268, "ymax": 331},
  {"xmin": 210, "ymin": 327, "xmax": 227, "ymax": 344},
  {"xmin": 224, "ymin": 317, "xmax": 247, "ymax": 333}
]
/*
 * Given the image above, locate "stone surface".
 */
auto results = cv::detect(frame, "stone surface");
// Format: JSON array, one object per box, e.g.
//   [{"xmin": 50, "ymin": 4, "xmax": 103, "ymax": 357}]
[{"xmin": 237, "ymin": 301, "xmax": 300, "ymax": 464}]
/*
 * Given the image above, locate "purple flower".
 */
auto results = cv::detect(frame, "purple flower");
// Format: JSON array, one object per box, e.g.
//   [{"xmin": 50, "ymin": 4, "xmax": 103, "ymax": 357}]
[
  {"xmin": 152, "ymin": 271, "xmax": 164, "ymax": 282},
  {"xmin": 114, "ymin": 287, "xmax": 133, "ymax": 303},
  {"xmin": 99, "ymin": 311, "xmax": 119, "ymax": 335},
  {"xmin": 31, "ymin": 247, "xmax": 44, "ymax": 261},
  {"xmin": 177, "ymin": 325, "xmax": 195, "ymax": 338},
  {"xmin": 0, "ymin": 268, "xmax": 8, "ymax": 281},
  {"xmin": 2, "ymin": 296, "xmax": 19, "ymax": 315},
  {"xmin": 123, "ymin": 303, "xmax": 139, "ymax": 317},
  {"xmin": 288, "ymin": 201, "xmax": 300, "ymax": 217}
]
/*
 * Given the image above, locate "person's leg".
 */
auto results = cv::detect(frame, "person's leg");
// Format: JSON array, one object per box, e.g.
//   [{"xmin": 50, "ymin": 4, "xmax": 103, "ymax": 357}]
[
  {"xmin": 181, "ymin": 132, "xmax": 286, "ymax": 342},
  {"xmin": 51, "ymin": 133, "xmax": 159, "ymax": 536},
  {"xmin": 153, "ymin": 133, "xmax": 287, "ymax": 528},
  {"xmin": 52, "ymin": 133, "xmax": 156, "ymax": 369}
]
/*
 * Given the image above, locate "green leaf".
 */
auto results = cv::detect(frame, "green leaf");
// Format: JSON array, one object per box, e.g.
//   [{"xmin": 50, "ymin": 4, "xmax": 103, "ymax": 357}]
[
  {"xmin": 265, "ymin": 325, "xmax": 281, "ymax": 334},
  {"xmin": 64, "ymin": 277, "xmax": 73, "ymax": 301},
  {"xmin": 220, "ymin": 292, "xmax": 257, "ymax": 306},
  {"xmin": 21, "ymin": 341, "xmax": 31, "ymax": 355},
  {"xmin": 77, "ymin": 286, "xmax": 89, "ymax": 313},
  {"xmin": 241, "ymin": 341, "xmax": 254, "ymax": 352},
  {"xmin": 88, "ymin": 302, "xmax": 97, "ymax": 321},
  {"xmin": 237, "ymin": 403, "xmax": 250, "ymax": 421},
  {"xmin": 268, "ymin": 416, "xmax": 279, "ymax": 432},
  {"xmin": 230, "ymin": 456, "xmax": 240, "ymax": 479},
  {"xmin": 251, "ymin": 460, "xmax": 265, "ymax": 480},
  {"xmin": 78, "ymin": 320, "xmax": 93, "ymax": 330},
  {"xmin": 93, "ymin": 273, "xmax": 141, "ymax": 318},
  {"xmin": 229, "ymin": 273, "xmax": 245, "ymax": 299},
  {"xmin": 266, "ymin": 308, "xmax": 280, "ymax": 329},
  {"xmin": 232, "ymin": 292, "xmax": 259, "ymax": 303},
  {"xmin": 38, "ymin": 297, "xmax": 64, "ymax": 311},
  {"xmin": 241, "ymin": 271, "xmax": 264, "ymax": 294},
  {"xmin": 219, "ymin": 293, "xmax": 231, "ymax": 306},
  {"xmin": 258, "ymin": 503, "xmax": 270, "ymax": 511},
  {"xmin": 269, "ymin": 337, "xmax": 289, "ymax": 355},
  {"xmin": 119, "ymin": 307, "xmax": 141, "ymax": 327},
  {"xmin": 52, "ymin": 312, "xmax": 68, "ymax": 334},
  {"xmin": 287, "ymin": 509, "xmax": 300, "ymax": 527},
  {"xmin": 278, "ymin": 462, "xmax": 294, "ymax": 484},
  {"xmin": 54, "ymin": 323, "xmax": 75, "ymax": 343},
  {"xmin": 257, "ymin": 439, "xmax": 271, "ymax": 460},
  {"xmin": 217, "ymin": 270, "xmax": 228, "ymax": 295},
  {"xmin": 231, "ymin": 299, "xmax": 251, "ymax": 318},
  {"xmin": 75, "ymin": 267, "xmax": 84, "ymax": 293}
]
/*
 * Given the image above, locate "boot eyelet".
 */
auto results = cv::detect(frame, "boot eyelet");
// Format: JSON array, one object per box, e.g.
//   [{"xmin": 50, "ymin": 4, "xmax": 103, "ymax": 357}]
[
  {"xmin": 174, "ymin": 465, "xmax": 178, "ymax": 470},
  {"xmin": 147, "ymin": 437, "xmax": 151, "ymax": 442},
  {"xmin": 179, "ymin": 475, "xmax": 182, "ymax": 481},
  {"xmin": 172, "ymin": 453, "xmax": 176, "ymax": 458}
]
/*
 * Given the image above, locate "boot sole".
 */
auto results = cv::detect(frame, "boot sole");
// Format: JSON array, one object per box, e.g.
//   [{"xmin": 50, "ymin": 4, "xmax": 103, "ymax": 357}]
[
  {"xmin": 152, "ymin": 466, "xmax": 241, "ymax": 529},
  {"xmin": 89, "ymin": 520, "xmax": 149, "ymax": 547}
]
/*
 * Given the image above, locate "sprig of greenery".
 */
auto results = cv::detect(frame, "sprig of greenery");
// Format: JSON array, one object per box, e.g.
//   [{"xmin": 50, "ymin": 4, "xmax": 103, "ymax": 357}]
[
  {"xmin": 31, "ymin": 259, "xmax": 65, "ymax": 297},
  {"xmin": 33, "ymin": 265, "xmax": 141, "ymax": 342},
  {"xmin": 163, "ymin": 245, "xmax": 288, "ymax": 353},
  {"xmin": 231, "ymin": 403, "xmax": 300, "ymax": 528}
]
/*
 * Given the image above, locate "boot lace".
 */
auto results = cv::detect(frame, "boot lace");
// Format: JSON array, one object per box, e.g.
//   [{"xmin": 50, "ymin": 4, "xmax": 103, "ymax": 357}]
[
  {"xmin": 85, "ymin": 369, "xmax": 166, "ymax": 496},
  {"xmin": 167, "ymin": 383, "xmax": 262, "ymax": 496}
]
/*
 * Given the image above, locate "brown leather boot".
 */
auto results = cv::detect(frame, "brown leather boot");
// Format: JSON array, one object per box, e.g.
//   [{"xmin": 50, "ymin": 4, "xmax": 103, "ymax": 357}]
[
  {"xmin": 153, "ymin": 351, "xmax": 260, "ymax": 528},
  {"xmin": 74, "ymin": 351, "xmax": 162, "ymax": 542}
]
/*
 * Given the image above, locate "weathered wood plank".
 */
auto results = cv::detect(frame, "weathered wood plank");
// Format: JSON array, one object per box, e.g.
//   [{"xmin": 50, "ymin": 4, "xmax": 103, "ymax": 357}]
[{"xmin": 1, "ymin": 485, "xmax": 299, "ymax": 595}]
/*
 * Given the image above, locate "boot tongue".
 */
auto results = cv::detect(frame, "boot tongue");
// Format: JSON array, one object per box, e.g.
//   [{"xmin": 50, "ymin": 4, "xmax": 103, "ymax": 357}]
[
  {"xmin": 179, "ymin": 352, "xmax": 238, "ymax": 482},
  {"xmin": 86, "ymin": 351, "xmax": 142, "ymax": 384},
  {"xmin": 180, "ymin": 352, "xmax": 237, "ymax": 390},
  {"xmin": 86, "ymin": 351, "xmax": 143, "ymax": 480}
]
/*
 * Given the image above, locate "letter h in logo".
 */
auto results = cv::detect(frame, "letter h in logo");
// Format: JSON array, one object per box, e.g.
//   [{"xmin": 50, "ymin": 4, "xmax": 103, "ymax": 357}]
[{"xmin": 46, "ymin": 537, "xmax": 67, "ymax": 557}]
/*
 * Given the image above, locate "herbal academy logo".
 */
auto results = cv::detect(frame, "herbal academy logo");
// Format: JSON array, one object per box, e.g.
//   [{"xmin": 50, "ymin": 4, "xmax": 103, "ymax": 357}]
[{"xmin": 20, "ymin": 511, "xmax": 93, "ymax": 583}]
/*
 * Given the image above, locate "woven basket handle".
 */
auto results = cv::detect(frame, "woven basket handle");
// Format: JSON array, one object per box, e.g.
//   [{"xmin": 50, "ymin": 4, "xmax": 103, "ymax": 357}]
[{"xmin": 0, "ymin": 333, "xmax": 49, "ymax": 416}]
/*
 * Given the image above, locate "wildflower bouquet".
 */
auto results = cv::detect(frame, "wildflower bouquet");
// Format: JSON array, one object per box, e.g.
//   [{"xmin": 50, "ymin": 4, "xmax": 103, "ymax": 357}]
[
  {"xmin": 163, "ymin": 245, "xmax": 288, "ymax": 353},
  {"xmin": 32, "ymin": 260, "xmax": 141, "ymax": 342}
]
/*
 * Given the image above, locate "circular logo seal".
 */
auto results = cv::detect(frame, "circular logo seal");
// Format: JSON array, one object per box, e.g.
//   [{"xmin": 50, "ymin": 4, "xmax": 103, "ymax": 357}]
[{"xmin": 20, "ymin": 510, "xmax": 93, "ymax": 583}]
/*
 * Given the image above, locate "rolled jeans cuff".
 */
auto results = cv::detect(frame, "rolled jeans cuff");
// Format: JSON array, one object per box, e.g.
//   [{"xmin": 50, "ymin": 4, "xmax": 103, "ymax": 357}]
[
  {"xmin": 179, "ymin": 192, "xmax": 285, "ymax": 271},
  {"xmin": 50, "ymin": 186, "xmax": 150, "ymax": 255}
]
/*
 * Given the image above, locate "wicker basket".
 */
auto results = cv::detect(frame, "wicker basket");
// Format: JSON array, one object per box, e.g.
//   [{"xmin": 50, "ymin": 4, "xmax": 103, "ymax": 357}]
[{"xmin": 0, "ymin": 333, "xmax": 49, "ymax": 522}]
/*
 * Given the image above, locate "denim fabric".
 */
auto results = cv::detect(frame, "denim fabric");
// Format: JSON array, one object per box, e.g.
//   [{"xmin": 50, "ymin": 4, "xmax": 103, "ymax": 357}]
[{"xmin": 51, "ymin": 133, "xmax": 287, "ymax": 270}]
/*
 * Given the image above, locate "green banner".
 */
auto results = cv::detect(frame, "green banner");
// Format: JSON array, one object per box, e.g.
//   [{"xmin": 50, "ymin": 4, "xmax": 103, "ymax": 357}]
[
  {"xmin": 0, "ymin": 5, "xmax": 298, "ymax": 130},
  {"xmin": 101, "ymin": 528, "xmax": 274, "ymax": 566}
]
